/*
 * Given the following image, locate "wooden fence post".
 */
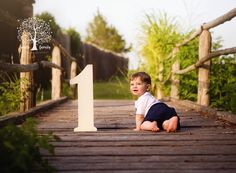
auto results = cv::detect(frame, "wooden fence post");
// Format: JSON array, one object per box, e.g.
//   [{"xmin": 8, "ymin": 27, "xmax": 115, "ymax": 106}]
[
  {"xmin": 197, "ymin": 30, "xmax": 212, "ymax": 106},
  {"xmin": 20, "ymin": 31, "xmax": 33, "ymax": 112},
  {"xmin": 157, "ymin": 63, "xmax": 164, "ymax": 100},
  {"xmin": 70, "ymin": 61, "xmax": 77, "ymax": 98},
  {"xmin": 52, "ymin": 46, "xmax": 61, "ymax": 100},
  {"xmin": 171, "ymin": 47, "xmax": 180, "ymax": 99}
]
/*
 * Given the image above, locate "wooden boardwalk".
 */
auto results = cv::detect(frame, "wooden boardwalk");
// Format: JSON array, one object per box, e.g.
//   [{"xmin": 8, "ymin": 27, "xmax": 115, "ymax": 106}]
[{"xmin": 36, "ymin": 100, "xmax": 236, "ymax": 173}]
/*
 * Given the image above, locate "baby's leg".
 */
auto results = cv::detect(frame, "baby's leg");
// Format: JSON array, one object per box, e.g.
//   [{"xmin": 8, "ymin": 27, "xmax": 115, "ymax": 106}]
[
  {"xmin": 141, "ymin": 121, "xmax": 160, "ymax": 132},
  {"xmin": 162, "ymin": 116, "xmax": 178, "ymax": 133}
]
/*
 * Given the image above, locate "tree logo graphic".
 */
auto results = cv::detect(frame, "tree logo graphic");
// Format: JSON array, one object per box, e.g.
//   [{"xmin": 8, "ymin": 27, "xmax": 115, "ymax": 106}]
[{"xmin": 17, "ymin": 17, "xmax": 52, "ymax": 51}]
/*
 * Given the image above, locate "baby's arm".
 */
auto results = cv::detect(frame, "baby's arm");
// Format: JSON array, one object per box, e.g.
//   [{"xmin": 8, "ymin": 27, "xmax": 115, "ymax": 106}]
[{"xmin": 134, "ymin": 114, "xmax": 144, "ymax": 131}]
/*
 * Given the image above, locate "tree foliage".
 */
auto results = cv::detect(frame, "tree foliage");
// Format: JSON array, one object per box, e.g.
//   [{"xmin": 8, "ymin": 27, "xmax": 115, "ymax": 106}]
[
  {"xmin": 85, "ymin": 10, "xmax": 131, "ymax": 53},
  {"xmin": 0, "ymin": 76, "xmax": 28, "ymax": 116},
  {"xmin": 35, "ymin": 12, "xmax": 61, "ymax": 38},
  {"xmin": 210, "ymin": 54, "xmax": 236, "ymax": 112},
  {"xmin": 0, "ymin": 118, "xmax": 58, "ymax": 173},
  {"xmin": 66, "ymin": 28, "xmax": 82, "ymax": 58},
  {"xmin": 177, "ymin": 37, "xmax": 199, "ymax": 101},
  {"xmin": 139, "ymin": 12, "xmax": 181, "ymax": 96},
  {"xmin": 66, "ymin": 28, "xmax": 83, "ymax": 71},
  {"xmin": 209, "ymin": 38, "xmax": 236, "ymax": 112}
]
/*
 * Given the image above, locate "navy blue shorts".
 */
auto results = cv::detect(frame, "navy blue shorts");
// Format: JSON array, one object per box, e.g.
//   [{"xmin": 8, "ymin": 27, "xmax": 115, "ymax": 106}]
[{"xmin": 143, "ymin": 103, "xmax": 180, "ymax": 130}]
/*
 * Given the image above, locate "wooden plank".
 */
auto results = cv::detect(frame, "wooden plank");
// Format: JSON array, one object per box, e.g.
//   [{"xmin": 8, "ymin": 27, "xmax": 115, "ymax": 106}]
[
  {"xmin": 45, "ymin": 162, "xmax": 236, "ymax": 171},
  {"xmin": 50, "ymin": 170, "xmax": 235, "ymax": 173},
  {"xmin": 35, "ymin": 100, "xmax": 236, "ymax": 172},
  {"xmin": 43, "ymin": 155, "xmax": 236, "ymax": 163},
  {"xmin": 44, "ymin": 145, "xmax": 236, "ymax": 156},
  {"xmin": 50, "ymin": 140, "xmax": 236, "ymax": 147},
  {"xmin": 50, "ymin": 170, "xmax": 236, "ymax": 173},
  {"xmin": 44, "ymin": 134, "xmax": 236, "ymax": 141}
]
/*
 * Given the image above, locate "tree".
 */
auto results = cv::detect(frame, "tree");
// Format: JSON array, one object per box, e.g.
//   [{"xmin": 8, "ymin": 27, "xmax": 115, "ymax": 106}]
[
  {"xmin": 66, "ymin": 28, "xmax": 82, "ymax": 58},
  {"xmin": 67, "ymin": 28, "xmax": 84, "ymax": 70},
  {"xmin": 85, "ymin": 10, "xmax": 131, "ymax": 53},
  {"xmin": 140, "ymin": 12, "xmax": 181, "ymax": 98},
  {"xmin": 17, "ymin": 17, "xmax": 51, "ymax": 51},
  {"xmin": 35, "ymin": 12, "xmax": 61, "ymax": 38},
  {"xmin": 177, "ymin": 37, "xmax": 199, "ymax": 101}
]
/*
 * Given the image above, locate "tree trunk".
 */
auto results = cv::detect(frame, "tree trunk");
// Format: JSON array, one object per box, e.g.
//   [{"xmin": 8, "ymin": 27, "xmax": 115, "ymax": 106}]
[
  {"xmin": 197, "ymin": 30, "xmax": 212, "ymax": 106},
  {"xmin": 52, "ymin": 46, "xmax": 61, "ymax": 100},
  {"xmin": 20, "ymin": 31, "xmax": 33, "ymax": 112}
]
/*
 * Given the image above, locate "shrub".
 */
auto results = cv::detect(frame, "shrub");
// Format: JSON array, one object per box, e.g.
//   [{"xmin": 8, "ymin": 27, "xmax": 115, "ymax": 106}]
[
  {"xmin": 0, "ymin": 78, "xmax": 26, "ymax": 116},
  {"xmin": 0, "ymin": 118, "xmax": 59, "ymax": 173},
  {"xmin": 210, "ymin": 55, "xmax": 236, "ymax": 112}
]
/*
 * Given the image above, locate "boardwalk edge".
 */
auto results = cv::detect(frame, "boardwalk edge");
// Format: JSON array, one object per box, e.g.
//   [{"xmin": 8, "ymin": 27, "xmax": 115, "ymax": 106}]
[
  {"xmin": 171, "ymin": 98, "xmax": 236, "ymax": 125},
  {"xmin": 0, "ymin": 97, "xmax": 68, "ymax": 127}
]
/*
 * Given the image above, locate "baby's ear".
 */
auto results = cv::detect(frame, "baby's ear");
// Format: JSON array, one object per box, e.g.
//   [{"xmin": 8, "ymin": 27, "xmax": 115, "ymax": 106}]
[{"xmin": 146, "ymin": 84, "xmax": 151, "ymax": 91}]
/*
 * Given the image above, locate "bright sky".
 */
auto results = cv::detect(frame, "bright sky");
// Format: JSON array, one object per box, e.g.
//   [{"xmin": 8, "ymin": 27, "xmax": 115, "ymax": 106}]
[{"xmin": 33, "ymin": 0, "xmax": 236, "ymax": 69}]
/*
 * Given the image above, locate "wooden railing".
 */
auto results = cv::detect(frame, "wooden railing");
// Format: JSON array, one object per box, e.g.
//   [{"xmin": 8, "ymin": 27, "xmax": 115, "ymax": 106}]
[
  {"xmin": 0, "ymin": 33, "xmax": 77, "ymax": 112},
  {"xmin": 169, "ymin": 8, "xmax": 236, "ymax": 106},
  {"xmin": 0, "ymin": 9, "xmax": 78, "ymax": 112}
]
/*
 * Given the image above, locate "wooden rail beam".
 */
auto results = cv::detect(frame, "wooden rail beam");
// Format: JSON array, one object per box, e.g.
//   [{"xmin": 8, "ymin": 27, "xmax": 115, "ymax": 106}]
[
  {"xmin": 0, "ymin": 61, "xmax": 63, "ymax": 72},
  {"xmin": 40, "ymin": 61, "xmax": 64, "ymax": 71},
  {"xmin": 51, "ymin": 38, "xmax": 77, "ymax": 62},
  {"xmin": 173, "ymin": 47, "xmax": 236, "ymax": 74},
  {"xmin": 0, "ymin": 62, "xmax": 39, "ymax": 72},
  {"xmin": 203, "ymin": 8, "xmax": 236, "ymax": 30},
  {"xmin": 169, "ymin": 8, "xmax": 236, "ymax": 57}
]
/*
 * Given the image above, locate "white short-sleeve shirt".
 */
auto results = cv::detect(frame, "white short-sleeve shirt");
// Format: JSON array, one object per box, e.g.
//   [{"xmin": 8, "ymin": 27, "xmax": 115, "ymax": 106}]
[{"xmin": 135, "ymin": 92, "xmax": 160, "ymax": 117}]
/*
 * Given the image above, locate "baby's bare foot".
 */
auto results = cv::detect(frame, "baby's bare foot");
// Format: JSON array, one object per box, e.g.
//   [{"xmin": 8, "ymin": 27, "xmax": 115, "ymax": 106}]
[
  {"xmin": 151, "ymin": 121, "xmax": 160, "ymax": 132},
  {"xmin": 166, "ymin": 116, "xmax": 178, "ymax": 133},
  {"xmin": 133, "ymin": 128, "xmax": 141, "ymax": 131}
]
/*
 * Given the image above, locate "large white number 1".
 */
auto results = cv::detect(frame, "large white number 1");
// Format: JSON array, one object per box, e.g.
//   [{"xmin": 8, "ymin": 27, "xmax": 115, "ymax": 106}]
[{"xmin": 70, "ymin": 64, "xmax": 97, "ymax": 132}]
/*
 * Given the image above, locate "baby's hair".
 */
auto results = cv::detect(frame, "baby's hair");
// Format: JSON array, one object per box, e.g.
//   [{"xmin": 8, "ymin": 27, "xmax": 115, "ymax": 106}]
[{"xmin": 130, "ymin": 72, "xmax": 151, "ymax": 85}]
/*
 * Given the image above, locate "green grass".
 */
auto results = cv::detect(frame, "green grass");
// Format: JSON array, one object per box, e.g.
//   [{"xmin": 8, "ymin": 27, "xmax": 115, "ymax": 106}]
[
  {"xmin": 94, "ymin": 77, "xmax": 133, "ymax": 99},
  {"xmin": 36, "ymin": 77, "xmax": 133, "ymax": 101}
]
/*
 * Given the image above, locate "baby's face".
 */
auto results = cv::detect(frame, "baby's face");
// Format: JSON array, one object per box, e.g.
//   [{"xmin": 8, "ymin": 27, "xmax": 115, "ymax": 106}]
[{"xmin": 130, "ymin": 77, "xmax": 149, "ymax": 97}]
